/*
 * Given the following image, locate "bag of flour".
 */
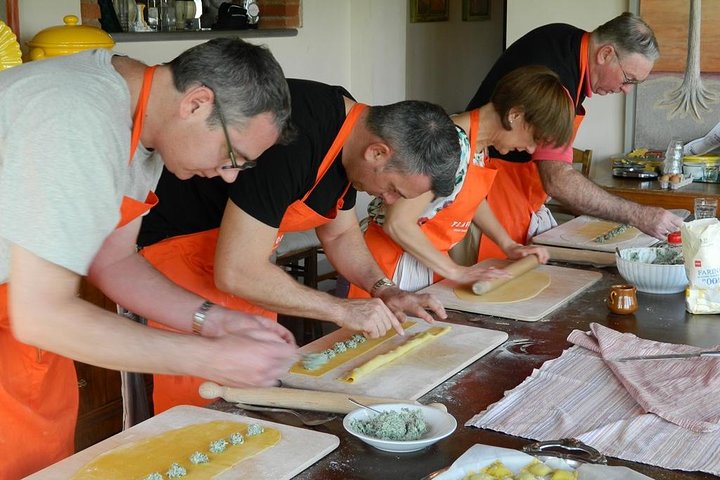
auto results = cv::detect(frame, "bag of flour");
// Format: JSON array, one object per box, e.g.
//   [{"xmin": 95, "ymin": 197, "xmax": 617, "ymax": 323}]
[{"xmin": 681, "ymin": 218, "xmax": 720, "ymax": 313}]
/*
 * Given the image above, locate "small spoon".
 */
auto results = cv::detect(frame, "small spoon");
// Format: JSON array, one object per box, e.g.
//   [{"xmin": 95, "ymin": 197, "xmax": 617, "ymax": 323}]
[{"xmin": 348, "ymin": 397, "xmax": 383, "ymax": 414}]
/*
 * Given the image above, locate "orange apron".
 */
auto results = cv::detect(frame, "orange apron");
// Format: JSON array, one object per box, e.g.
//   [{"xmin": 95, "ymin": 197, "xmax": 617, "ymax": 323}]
[
  {"xmin": 348, "ymin": 109, "xmax": 497, "ymax": 298},
  {"xmin": 145, "ymin": 103, "xmax": 365, "ymax": 414},
  {"xmin": 477, "ymin": 33, "xmax": 589, "ymax": 261},
  {"xmin": 0, "ymin": 66, "xmax": 159, "ymax": 479}
]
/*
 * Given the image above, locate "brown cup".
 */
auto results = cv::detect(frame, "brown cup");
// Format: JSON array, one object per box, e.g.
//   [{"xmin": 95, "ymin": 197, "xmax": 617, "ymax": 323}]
[{"xmin": 608, "ymin": 284, "xmax": 638, "ymax": 315}]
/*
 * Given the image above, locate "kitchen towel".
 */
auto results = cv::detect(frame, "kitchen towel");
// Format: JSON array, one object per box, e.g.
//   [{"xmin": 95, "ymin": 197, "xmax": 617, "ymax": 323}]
[
  {"xmin": 569, "ymin": 323, "xmax": 720, "ymax": 432},
  {"xmin": 466, "ymin": 323, "xmax": 720, "ymax": 475}
]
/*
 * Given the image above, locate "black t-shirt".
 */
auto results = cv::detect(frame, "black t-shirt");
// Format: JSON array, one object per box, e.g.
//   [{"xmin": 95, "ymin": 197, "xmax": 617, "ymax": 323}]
[
  {"xmin": 138, "ymin": 78, "xmax": 357, "ymax": 247},
  {"xmin": 466, "ymin": 23, "xmax": 586, "ymax": 162}
]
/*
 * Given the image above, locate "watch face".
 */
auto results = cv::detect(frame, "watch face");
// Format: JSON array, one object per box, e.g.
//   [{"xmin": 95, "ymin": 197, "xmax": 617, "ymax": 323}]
[{"xmin": 246, "ymin": 2, "xmax": 260, "ymax": 17}]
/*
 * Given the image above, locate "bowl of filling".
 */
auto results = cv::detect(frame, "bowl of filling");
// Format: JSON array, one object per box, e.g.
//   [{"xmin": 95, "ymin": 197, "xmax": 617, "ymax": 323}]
[
  {"xmin": 616, "ymin": 247, "xmax": 688, "ymax": 294},
  {"xmin": 343, "ymin": 403, "xmax": 456, "ymax": 453}
]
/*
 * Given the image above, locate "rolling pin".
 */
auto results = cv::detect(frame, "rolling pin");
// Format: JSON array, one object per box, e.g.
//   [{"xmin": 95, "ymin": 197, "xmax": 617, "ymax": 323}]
[
  {"xmin": 199, "ymin": 382, "xmax": 448, "ymax": 414},
  {"xmin": 471, "ymin": 254, "xmax": 540, "ymax": 295}
]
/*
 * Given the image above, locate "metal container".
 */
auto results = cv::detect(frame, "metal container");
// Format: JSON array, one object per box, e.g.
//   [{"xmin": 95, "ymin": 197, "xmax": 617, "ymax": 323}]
[{"xmin": 27, "ymin": 15, "xmax": 115, "ymax": 61}]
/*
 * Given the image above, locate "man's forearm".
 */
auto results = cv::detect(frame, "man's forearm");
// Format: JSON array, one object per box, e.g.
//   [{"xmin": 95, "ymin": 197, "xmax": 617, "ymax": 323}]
[
  {"xmin": 320, "ymin": 224, "xmax": 387, "ymax": 293},
  {"xmin": 539, "ymin": 161, "xmax": 643, "ymax": 225},
  {"xmin": 216, "ymin": 255, "xmax": 347, "ymax": 322}
]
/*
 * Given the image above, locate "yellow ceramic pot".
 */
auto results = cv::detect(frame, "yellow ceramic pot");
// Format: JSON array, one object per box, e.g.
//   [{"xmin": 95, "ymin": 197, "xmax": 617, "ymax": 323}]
[{"xmin": 27, "ymin": 15, "xmax": 115, "ymax": 61}]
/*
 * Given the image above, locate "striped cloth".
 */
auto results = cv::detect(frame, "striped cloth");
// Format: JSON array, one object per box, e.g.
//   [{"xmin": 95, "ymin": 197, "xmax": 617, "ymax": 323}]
[{"xmin": 466, "ymin": 323, "xmax": 720, "ymax": 475}]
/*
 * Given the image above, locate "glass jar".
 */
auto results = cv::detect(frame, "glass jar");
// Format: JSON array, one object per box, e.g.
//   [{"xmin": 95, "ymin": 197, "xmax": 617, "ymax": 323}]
[
  {"xmin": 662, "ymin": 139, "xmax": 684, "ymax": 175},
  {"xmin": 160, "ymin": 0, "xmax": 177, "ymax": 31}
]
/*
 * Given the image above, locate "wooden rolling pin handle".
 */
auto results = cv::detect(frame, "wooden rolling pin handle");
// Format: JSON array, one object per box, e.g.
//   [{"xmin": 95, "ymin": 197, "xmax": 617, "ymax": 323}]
[
  {"xmin": 471, "ymin": 255, "xmax": 540, "ymax": 295},
  {"xmin": 199, "ymin": 382, "xmax": 434, "ymax": 414}
]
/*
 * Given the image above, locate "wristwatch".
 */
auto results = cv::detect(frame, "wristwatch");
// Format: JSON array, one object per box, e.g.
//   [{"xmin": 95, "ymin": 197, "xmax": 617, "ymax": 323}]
[
  {"xmin": 245, "ymin": 1, "xmax": 260, "ymax": 24},
  {"xmin": 192, "ymin": 300, "xmax": 215, "ymax": 336},
  {"xmin": 370, "ymin": 276, "xmax": 395, "ymax": 297}
]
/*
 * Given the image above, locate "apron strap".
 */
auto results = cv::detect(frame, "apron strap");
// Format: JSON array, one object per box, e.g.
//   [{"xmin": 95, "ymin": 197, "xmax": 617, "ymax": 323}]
[
  {"xmin": 129, "ymin": 65, "xmax": 157, "ymax": 164},
  {"xmin": 468, "ymin": 108, "xmax": 480, "ymax": 161},
  {"xmin": 300, "ymin": 102, "xmax": 367, "ymax": 202},
  {"xmin": 576, "ymin": 32, "xmax": 590, "ymax": 107}
]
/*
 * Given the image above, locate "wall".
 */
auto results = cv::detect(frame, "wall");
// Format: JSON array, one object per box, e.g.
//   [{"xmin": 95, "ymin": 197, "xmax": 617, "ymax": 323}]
[
  {"xmin": 506, "ymin": 0, "xmax": 628, "ymax": 175},
  {"xmin": 18, "ymin": 1, "xmax": 633, "ymax": 196},
  {"xmin": 406, "ymin": 0, "xmax": 504, "ymax": 114}
]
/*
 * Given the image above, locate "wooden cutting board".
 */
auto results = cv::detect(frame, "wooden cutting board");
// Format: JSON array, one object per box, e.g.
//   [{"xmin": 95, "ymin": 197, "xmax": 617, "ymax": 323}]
[
  {"xmin": 280, "ymin": 320, "xmax": 507, "ymax": 400},
  {"xmin": 418, "ymin": 262, "xmax": 602, "ymax": 322},
  {"xmin": 532, "ymin": 215, "xmax": 659, "ymax": 252},
  {"xmin": 27, "ymin": 406, "xmax": 339, "ymax": 480}
]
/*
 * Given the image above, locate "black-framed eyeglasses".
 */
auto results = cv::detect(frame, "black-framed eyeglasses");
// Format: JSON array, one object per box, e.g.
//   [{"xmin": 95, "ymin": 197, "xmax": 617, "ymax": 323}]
[
  {"xmin": 215, "ymin": 98, "xmax": 257, "ymax": 171},
  {"xmin": 614, "ymin": 47, "xmax": 642, "ymax": 86}
]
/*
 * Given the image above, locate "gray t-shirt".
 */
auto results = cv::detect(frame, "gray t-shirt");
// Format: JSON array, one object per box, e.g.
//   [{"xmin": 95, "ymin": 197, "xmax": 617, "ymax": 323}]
[{"xmin": 0, "ymin": 49, "xmax": 163, "ymax": 283}]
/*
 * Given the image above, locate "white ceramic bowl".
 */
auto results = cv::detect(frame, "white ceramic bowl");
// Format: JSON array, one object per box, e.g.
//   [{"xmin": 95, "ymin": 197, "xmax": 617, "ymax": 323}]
[
  {"xmin": 343, "ymin": 403, "xmax": 457, "ymax": 453},
  {"xmin": 616, "ymin": 247, "xmax": 688, "ymax": 294}
]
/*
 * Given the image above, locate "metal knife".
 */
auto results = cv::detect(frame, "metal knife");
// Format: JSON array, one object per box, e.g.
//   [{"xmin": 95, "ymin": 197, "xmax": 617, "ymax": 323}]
[{"xmin": 616, "ymin": 351, "xmax": 720, "ymax": 361}]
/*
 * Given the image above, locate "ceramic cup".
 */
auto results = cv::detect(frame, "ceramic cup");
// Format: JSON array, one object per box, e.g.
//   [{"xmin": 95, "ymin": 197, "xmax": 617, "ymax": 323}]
[{"xmin": 608, "ymin": 284, "xmax": 638, "ymax": 315}]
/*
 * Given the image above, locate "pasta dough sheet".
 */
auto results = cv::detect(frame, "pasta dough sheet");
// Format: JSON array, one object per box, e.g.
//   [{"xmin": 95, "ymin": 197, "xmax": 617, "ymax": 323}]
[
  {"xmin": 564, "ymin": 220, "xmax": 640, "ymax": 244},
  {"xmin": 340, "ymin": 326, "xmax": 451, "ymax": 383},
  {"xmin": 71, "ymin": 421, "xmax": 280, "ymax": 479},
  {"xmin": 289, "ymin": 321, "xmax": 416, "ymax": 377},
  {"xmin": 454, "ymin": 270, "xmax": 551, "ymax": 304}
]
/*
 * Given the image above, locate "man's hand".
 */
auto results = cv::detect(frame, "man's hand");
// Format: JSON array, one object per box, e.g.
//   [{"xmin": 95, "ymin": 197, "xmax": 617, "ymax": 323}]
[
  {"xmin": 336, "ymin": 298, "xmax": 406, "ymax": 339},
  {"xmin": 377, "ymin": 286, "xmax": 447, "ymax": 325},
  {"xmin": 207, "ymin": 307, "xmax": 296, "ymax": 345},
  {"xmin": 201, "ymin": 326, "xmax": 298, "ymax": 388},
  {"xmin": 194, "ymin": 308, "xmax": 298, "ymax": 388},
  {"xmin": 631, "ymin": 206, "xmax": 684, "ymax": 240}
]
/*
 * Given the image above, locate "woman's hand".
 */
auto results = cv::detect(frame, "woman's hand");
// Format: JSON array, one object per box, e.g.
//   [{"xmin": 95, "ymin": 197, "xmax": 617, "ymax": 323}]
[{"xmin": 504, "ymin": 243, "xmax": 550, "ymax": 264}]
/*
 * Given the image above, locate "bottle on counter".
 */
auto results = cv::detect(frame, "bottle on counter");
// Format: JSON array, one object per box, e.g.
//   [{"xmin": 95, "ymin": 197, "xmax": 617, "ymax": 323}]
[
  {"xmin": 662, "ymin": 138, "xmax": 684, "ymax": 175},
  {"xmin": 159, "ymin": 0, "xmax": 176, "ymax": 31},
  {"xmin": 667, "ymin": 231, "xmax": 682, "ymax": 250},
  {"xmin": 147, "ymin": 0, "xmax": 159, "ymax": 31}
]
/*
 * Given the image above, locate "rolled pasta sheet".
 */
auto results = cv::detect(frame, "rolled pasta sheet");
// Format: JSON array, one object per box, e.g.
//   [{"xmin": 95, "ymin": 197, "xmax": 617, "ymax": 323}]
[{"xmin": 340, "ymin": 326, "xmax": 451, "ymax": 383}]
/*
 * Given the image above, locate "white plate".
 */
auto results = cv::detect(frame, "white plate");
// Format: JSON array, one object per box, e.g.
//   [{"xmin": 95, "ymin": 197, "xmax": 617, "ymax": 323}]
[
  {"xmin": 432, "ymin": 444, "xmax": 575, "ymax": 480},
  {"xmin": 343, "ymin": 403, "xmax": 456, "ymax": 453}
]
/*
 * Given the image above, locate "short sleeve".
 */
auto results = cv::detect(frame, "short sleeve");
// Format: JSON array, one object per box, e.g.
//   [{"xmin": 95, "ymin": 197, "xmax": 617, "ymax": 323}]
[{"xmin": 532, "ymin": 142, "xmax": 573, "ymax": 163}]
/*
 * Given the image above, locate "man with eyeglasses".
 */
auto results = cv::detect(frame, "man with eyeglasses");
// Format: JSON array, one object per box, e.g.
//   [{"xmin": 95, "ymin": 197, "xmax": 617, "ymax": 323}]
[
  {"xmin": 137, "ymin": 78, "xmax": 460, "ymax": 414},
  {"xmin": 457, "ymin": 12, "xmax": 683, "ymax": 265},
  {"xmin": 0, "ymin": 38, "xmax": 297, "ymax": 478}
]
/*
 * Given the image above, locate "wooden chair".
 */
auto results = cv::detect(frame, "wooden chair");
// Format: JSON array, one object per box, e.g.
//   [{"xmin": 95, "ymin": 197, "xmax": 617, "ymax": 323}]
[
  {"xmin": 545, "ymin": 148, "xmax": 593, "ymax": 218},
  {"xmin": 572, "ymin": 148, "xmax": 593, "ymax": 177},
  {"xmin": 274, "ymin": 231, "xmax": 335, "ymax": 344}
]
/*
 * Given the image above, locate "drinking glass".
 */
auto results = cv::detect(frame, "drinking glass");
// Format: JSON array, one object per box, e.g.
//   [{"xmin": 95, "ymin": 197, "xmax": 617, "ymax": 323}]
[{"xmin": 694, "ymin": 198, "xmax": 718, "ymax": 219}]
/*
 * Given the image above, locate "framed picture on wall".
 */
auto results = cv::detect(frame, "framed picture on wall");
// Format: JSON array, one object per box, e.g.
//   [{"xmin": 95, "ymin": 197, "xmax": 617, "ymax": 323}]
[
  {"xmin": 462, "ymin": 0, "xmax": 490, "ymax": 21},
  {"xmin": 410, "ymin": 0, "xmax": 449, "ymax": 23}
]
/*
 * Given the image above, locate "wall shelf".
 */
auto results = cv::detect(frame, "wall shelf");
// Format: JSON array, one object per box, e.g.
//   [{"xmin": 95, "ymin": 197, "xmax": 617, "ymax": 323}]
[{"xmin": 110, "ymin": 27, "xmax": 297, "ymax": 42}]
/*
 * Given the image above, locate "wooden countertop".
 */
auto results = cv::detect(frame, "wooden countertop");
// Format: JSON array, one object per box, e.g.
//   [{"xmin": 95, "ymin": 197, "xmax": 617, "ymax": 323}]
[
  {"xmin": 214, "ymin": 265, "xmax": 720, "ymax": 480},
  {"xmin": 592, "ymin": 168, "xmax": 720, "ymax": 214}
]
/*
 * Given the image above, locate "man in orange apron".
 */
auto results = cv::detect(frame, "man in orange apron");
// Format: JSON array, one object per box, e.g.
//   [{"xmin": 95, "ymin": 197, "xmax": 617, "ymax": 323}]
[
  {"xmin": 138, "ymin": 78, "xmax": 462, "ymax": 413},
  {"xmin": 348, "ymin": 66, "xmax": 571, "ymax": 296},
  {"xmin": 463, "ymin": 12, "xmax": 683, "ymax": 264},
  {"xmin": 0, "ymin": 39, "xmax": 296, "ymax": 478}
]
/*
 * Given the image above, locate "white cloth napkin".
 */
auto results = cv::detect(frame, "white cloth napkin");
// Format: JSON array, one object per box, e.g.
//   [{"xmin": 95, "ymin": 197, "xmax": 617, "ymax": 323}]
[
  {"xmin": 466, "ymin": 324, "xmax": 720, "ymax": 475},
  {"xmin": 569, "ymin": 323, "xmax": 720, "ymax": 432}
]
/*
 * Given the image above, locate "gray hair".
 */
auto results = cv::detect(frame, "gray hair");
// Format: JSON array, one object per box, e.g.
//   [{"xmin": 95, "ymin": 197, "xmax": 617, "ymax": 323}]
[
  {"xmin": 593, "ymin": 12, "xmax": 660, "ymax": 61},
  {"xmin": 167, "ymin": 38, "xmax": 291, "ymax": 134},
  {"xmin": 365, "ymin": 101, "xmax": 460, "ymax": 197}
]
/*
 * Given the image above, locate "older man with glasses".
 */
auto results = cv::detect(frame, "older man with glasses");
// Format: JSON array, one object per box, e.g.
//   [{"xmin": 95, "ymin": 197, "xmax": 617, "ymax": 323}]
[
  {"xmin": 136, "ymin": 78, "xmax": 461, "ymax": 414},
  {"xmin": 0, "ymin": 38, "xmax": 297, "ymax": 478},
  {"xmin": 457, "ymin": 12, "xmax": 683, "ymax": 265}
]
